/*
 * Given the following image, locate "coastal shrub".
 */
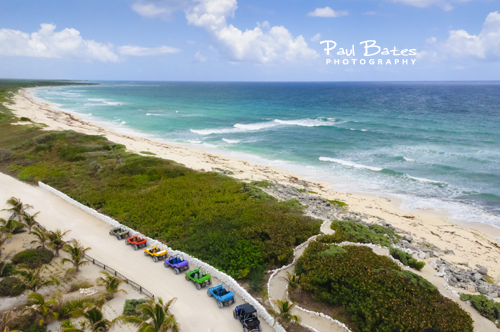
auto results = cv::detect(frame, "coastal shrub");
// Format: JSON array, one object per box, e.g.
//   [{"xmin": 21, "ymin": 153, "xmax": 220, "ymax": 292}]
[
  {"xmin": 123, "ymin": 299, "xmax": 146, "ymax": 318},
  {"xmin": 280, "ymin": 199, "xmax": 306, "ymax": 210},
  {"xmin": 19, "ymin": 117, "xmax": 31, "ymax": 122},
  {"xmin": 140, "ymin": 151, "xmax": 156, "ymax": 155},
  {"xmin": 0, "ymin": 262, "xmax": 15, "ymax": 276},
  {"xmin": 57, "ymin": 299, "xmax": 85, "ymax": 319},
  {"xmin": 247, "ymin": 266, "xmax": 265, "ymax": 293},
  {"xmin": 297, "ymin": 188, "xmax": 306, "ymax": 193},
  {"xmin": 11, "ymin": 248, "xmax": 54, "ymax": 269},
  {"xmin": 251, "ymin": 180, "xmax": 273, "ymax": 188},
  {"xmin": 295, "ymin": 242, "xmax": 473, "ymax": 332},
  {"xmin": 0, "ymin": 276, "xmax": 24, "ymax": 296},
  {"xmin": 389, "ymin": 247, "xmax": 426, "ymax": 271},
  {"xmin": 328, "ymin": 200, "xmax": 348, "ymax": 208},
  {"xmin": 329, "ymin": 220, "xmax": 401, "ymax": 247},
  {"xmin": 0, "ymin": 148, "xmax": 13, "ymax": 161},
  {"xmin": 460, "ymin": 294, "xmax": 500, "ymax": 323},
  {"xmin": 69, "ymin": 280, "xmax": 93, "ymax": 292},
  {"xmin": 240, "ymin": 182, "xmax": 274, "ymax": 201},
  {"xmin": 7, "ymin": 312, "xmax": 46, "ymax": 332},
  {"xmin": 319, "ymin": 245, "xmax": 347, "ymax": 257}
]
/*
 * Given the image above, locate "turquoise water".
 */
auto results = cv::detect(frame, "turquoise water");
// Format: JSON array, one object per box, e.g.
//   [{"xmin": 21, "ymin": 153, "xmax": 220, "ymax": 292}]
[{"xmin": 33, "ymin": 82, "xmax": 500, "ymax": 228}]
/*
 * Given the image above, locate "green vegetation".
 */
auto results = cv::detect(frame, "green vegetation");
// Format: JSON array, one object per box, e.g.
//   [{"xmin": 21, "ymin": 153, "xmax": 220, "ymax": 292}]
[
  {"xmin": 123, "ymin": 299, "xmax": 146, "ymax": 317},
  {"xmin": 297, "ymin": 188, "xmax": 306, "ymax": 193},
  {"xmin": 118, "ymin": 297, "xmax": 178, "ymax": 332},
  {"xmin": 389, "ymin": 247, "xmax": 425, "ymax": 271},
  {"xmin": 11, "ymin": 248, "xmax": 54, "ymax": 269},
  {"xmin": 247, "ymin": 266, "xmax": 265, "ymax": 293},
  {"xmin": 69, "ymin": 280, "xmax": 94, "ymax": 292},
  {"xmin": 328, "ymin": 200, "xmax": 348, "ymax": 208},
  {"xmin": 20, "ymin": 117, "xmax": 31, "ymax": 122},
  {"xmin": 0, "ymin": 276, "xmax": 24, "ymax": 297},
  {"xmin": 295, "ymin": 242, "xmax": 473, "ymax": 332},
  {"xmin": 250, "ymin": 180, "xmax": 273, "ymax": 188},
  {"xmin": 140, "ymin": 151, "xmax": 156, "ymax": 155},
  {"xmin": 0, "ymin": 96, "xmax": 319, "ymax": 278},
  {"xmin": 460, "ymin": 294, "xmax": 500, "ymax": 327},
  {"xmin": 326, "ymin": 220, "xmax": 401, "ymax": 247}
]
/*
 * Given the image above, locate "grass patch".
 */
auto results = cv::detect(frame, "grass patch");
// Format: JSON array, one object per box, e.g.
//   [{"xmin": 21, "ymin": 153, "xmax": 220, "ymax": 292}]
[
  {"xmin": 328, "ymin": 200, "xmax": 348, "ymax": 208},
  {"xmin": 11, "ymin": 248, "xmax": 54, "ymax": 269},
  {"xmin": 295, "ymin": 242, "xmax": 473, "ymax": 332},
  {"xmin": 321, "ymin": 220, "xmax": 401, "ymax": 247},
  {"xmin": 389, "ymin": 247, "xmax": 425, "ymax": 271},
  {"xmin": 250, "ymin": 180, "xmax": 273, "ymax": 188},
  {"xmin": 140, "ymin": 151, "xmax": 156, "ymax": 155},
  {"xmin": 460, "ymin": 294, "xmax": 500, "ymax": 328},
  {"xmin": 69, "ymin": 280, "xmax": 94, "ymax": 292},
  {"xmin": 297, "ymin": 188, "xmax": 306, "ymax": 193},
  {"xmin": 0, "ymin": 276, "xmax": 24, "ymax": 297},
  {"xmin": 19, "ymin": 117, "xmax": 31, "ymax": 122},
  {"xmin": 308, "ymin": 191, "xmax": 317, "ymax": 194}
]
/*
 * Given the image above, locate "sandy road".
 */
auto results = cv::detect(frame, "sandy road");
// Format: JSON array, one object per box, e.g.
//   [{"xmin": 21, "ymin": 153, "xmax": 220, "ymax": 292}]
[{"xmin": 0, "ymin": 172, "xmax": 273, "ymax": 332}]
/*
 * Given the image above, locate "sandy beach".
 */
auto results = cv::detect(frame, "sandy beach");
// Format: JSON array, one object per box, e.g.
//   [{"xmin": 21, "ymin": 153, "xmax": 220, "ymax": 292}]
[{"xmin": 5, "ymin": 87, "xmax": 500, "ymax": 300}]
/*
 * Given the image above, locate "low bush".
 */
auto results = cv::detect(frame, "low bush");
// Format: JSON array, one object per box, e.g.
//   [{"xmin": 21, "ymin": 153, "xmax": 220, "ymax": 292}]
[
  {"xmin": 0, "ymin": 262, "xmax": 15, "ymax": 276},
  {"xmin": 8, "ymin": 312, "xmax": 46, "ymax": 332},
  {"xmin": 329, "ymin": 220, "xmax": 401, "ymax": 247},
  {"xmin": 389, "ymin": 247, "xmax": 425, "ymax": 271},
  {"xmin": 251, "ymin": 180, "xmax": 273, "ymax": 188},
  {"xmin": 460, "ymin": 294, "xmax": 500, "ymax": 325},
  {"xmin": 0, "ymin": 276, "xmax": 24, "ymax": 296},
  {"xmin": 123, "ymin": 299, "xmax": 147, "ymax": 319},
  {"xmin": 57, "ymin": 299, "xmax": 85, "ymax": 319},
  {"xmin": 19, "ymin": 117, "xmax": 31, "ymax": 122},
  {"xmin": 328, "ymin": 200, "xmax": 348, "ymax": 208},
  {"xmin": 295, "ymin": 242, "xmax": 473, "ymax": 332},
  {"xmin": 140, "ymin": 151, "xmax": 156, "ymax": 155},
  {"xmin": 11, "ymin": 248, "xmax": 54, "ymax": 269},
  {"xmin": 69, "ymin": 280, "xmax": 94, "ymax": 292},
  {"xmin": 247, "ymin": 266, "xmax": 265, "ymax": 293}
]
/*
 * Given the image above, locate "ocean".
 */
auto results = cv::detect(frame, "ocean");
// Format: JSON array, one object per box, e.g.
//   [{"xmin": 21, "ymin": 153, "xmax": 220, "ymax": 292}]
[{"xmin": 32, "ymin": 81, "xmax": 500, "ymax": 229}]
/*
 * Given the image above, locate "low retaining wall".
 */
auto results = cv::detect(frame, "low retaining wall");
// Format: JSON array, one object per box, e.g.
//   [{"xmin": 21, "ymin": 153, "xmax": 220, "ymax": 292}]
[{"xmin": 38, "ymin": 182, "xmax": 286, "ymax": 332}]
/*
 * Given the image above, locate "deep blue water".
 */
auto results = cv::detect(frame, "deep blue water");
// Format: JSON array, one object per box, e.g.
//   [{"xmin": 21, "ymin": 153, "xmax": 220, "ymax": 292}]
[{"xmin": 33, "ymin": 82, "xmax": 500, "ymax": 228}]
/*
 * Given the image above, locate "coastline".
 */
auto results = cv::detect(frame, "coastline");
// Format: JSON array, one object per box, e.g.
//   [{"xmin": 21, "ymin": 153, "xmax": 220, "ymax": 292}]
[{"xmin": 6, "ymin": 87, "xmax": 500, "ymax": 285}]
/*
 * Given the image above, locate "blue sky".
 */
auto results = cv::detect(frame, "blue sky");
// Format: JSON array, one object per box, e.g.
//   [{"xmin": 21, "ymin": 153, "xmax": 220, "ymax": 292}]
[{"xmin": 0, "ymin": 0, "xmax": 499, "ymax": 81}]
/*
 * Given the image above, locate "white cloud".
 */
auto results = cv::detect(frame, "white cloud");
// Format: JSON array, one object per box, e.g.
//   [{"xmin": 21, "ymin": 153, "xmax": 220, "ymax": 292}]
[
  {"xmin": 307, "ymin": 7, "xmax": 348, "ymax": 18},
  {"xmin": 311, "ymin": 33, "xmax": 321, "ymax": 42},
  {"xmin": 0, "ymin": 24, "xmax": 180, "ymax": 62},
  {"xmin": 388, "ymin": 0, "xmax": 471, "ymax": 11},
  {"xmin": 426, "ymin": 37, "xmax": 437, "ymax": 43},
  {"xmin": 132, "ymin": 0, "xmax": 191, "ymax": 19},
  {"xmin": 440, "ymin": 11, "xmax": 500, "ymax": 60},
  {"xmin": 364, "ymin": 11, "xmax": 377, "ymax": 15},
  {"xmin": 194, "ymin": 51, "xmax": 207, "ymax": 62},
  {"xmin": 119, "ymin": 45, "xmax": 181, "ymax": 56},
  {"xmin": 185, "ymin": 0, "xmax": 318, "ymax": 64},
  {"xmin": 0, "ymin": 24, "xmax": 119, "ymax": 62}
]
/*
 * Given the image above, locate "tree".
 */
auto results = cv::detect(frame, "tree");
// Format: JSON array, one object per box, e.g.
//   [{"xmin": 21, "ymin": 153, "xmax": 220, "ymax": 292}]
[
  {"xmin": 48, "ymin": 229, "xmax": 70, "ymax": 257},
  {"xmin": 25, "ymin": 292, "xmax": 61, "ymax": 326},
  {"xmin": 2, "ymin": 197, "xmax": 32, "ymax": 221},
  {"xmin": 0, "ymin": 311, "xmax": 21, "ymax": 332},
  {"xmin": 62, "ymin": 239, "xmax": 90, "ymax": 274},
  {"xmin": 22, "ymin": 211, "xmax": 40, "ymax": 234},
  {"xmin": 0, "ymin": 218, "xmax": 21, "ymax": 237},
  {"xmin": 119, "ymin": 297, "xmax": 179, "ymax": 332},
  {"xmin": 31, "ymin": 227, "xmax": 49, "ymax": 249},
  {"xmin": 13, "ymin": 267, "xmax": 59, "ymax": 292},
  {"xmin": 96, "ymin": 271, "xmax": 127, "ymax": 300},
  {"xmin": 62, "ymin": 307, "xmax": 111, "ymax": 332},
  {"xmin": 269, "ymin": 299, "xmax": 301, "ymax": 325}
]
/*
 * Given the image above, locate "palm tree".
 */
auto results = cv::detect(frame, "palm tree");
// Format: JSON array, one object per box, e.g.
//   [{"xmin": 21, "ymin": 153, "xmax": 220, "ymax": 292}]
[
  {"xmin": 0, "ymin": 311, "xmax": 21, "ymax": 332},
  {"xmin": 2, "ymin": 197, "xmax": 32, "ymax": 221},
  {"xmin": 282, "ymin": 271, "xmax": 300, "ymax": 292},
  {"xmin": 25, "ymin": 292, "xmax": 61, "ymax": 326},
  {"xmin": 269, "ymin": 299, "xmax": 301, "ymax": 325},
  {"xmin": 48, "ymin": 229, "xmax": 70, "ymax": 257},
  {"xmin": 62, "ymin": 239, "xmax": 90, "ymax": 274},
  {"xmin": 119, "ymin": 297, "xmax": 179, "ymax": 332},
  {"xmin": 0, "ymin": 218, "xmax": 21, "ymax": 237},
  {"xmin": 96, "ymin": 271, "xmax": 127, "ymax": 300},
  {"xmin": 31, "ymin": 227, "xmax": 49, "ymax": 249},
  {"xmin": 13, "ymin": 267, "xmax": 59, "ymax": 292},
  {"xmin": 22, "ymin": 211, "xmax": 40, "ymax": 234},
  {"xmin": 62, "ymin": 307, "xmax": 111, "ymax": 332}
]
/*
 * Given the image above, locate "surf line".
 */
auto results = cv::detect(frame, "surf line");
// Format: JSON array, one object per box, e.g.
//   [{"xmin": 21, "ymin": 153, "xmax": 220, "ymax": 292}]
[{"xmin": 326, "ymin": 58, "xmax": 416, "ymax": 65}]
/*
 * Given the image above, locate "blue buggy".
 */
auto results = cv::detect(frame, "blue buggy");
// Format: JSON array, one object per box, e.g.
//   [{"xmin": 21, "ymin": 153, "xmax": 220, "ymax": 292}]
[{"xmin": 207, "ymin": 283, "xmax": 235, "ymax": 309}]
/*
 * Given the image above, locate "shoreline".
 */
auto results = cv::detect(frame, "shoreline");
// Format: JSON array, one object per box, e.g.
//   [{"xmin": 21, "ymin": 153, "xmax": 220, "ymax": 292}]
[{"xmin": 5, "ymin": 87, "xmax": 500, "ymax": 284}]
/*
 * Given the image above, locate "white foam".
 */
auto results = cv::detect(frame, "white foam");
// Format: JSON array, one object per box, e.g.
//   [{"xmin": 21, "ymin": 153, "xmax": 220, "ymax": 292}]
[
  {"xmin": 222, "ymin": 138, "xmax": 241, "ymax": 144},
  {"xmin": 273, "ymin": 118, "xmax": 338, "ymax": 127},
  {"xmin": 406, "ymin": 174, "xmax": 442, "ymax": 184},
  {"xmin": 403, "ymin": 156, "xmax": 415, "ymax": 162},
  {"xmin": 319, "ymin": 157, "xmax": 383, "ymax": 171}
]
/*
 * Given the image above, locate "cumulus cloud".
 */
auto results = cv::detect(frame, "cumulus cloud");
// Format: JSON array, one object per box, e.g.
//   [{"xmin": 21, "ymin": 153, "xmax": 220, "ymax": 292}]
[
  {"xmin": 194, "ymin": 51, "xmax": 207, "ymax": 62},
  {"xmin": 184, "ymin": 0, "xmax": 318, "ymax": 64},
  {"xmin": 440, "ymin": 11, "xmax": 500, "ymax": 60},
  {"xmin": 308, "ymin": 7, "xmax": 349, "ymax": 18},
  {"xmin": 0, "ymin": 24, "xmax": 180, "ymax": 62},
  {"xmin": 388, "ymin": 0, "xmax": 471, "ymax": 11}
]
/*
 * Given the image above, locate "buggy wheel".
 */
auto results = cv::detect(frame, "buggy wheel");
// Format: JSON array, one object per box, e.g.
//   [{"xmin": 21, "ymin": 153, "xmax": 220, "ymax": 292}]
[
  {"xmin": 243, "ymin": 328, "xmax": 249, "ymax": 332},
  {"xmin": 207, "ymin": 290, "xmax": 212, "ymax": 297},
  {"xmin": 196, "ymin": 283, "xmax": 201, "ymax": 290},
  {"xmin": 185, "ymin": 264, "xmax": 189, "ymax": 271},
  {"xmin": 233, "ymin": 310, "xmax": 237, "ymax": 319},
  {"xmin": 144, "ymin": 252, "xmax": 148, "ymax": 256},
  {"xmin": 207, "ymin": 279, "xmax": 212, "ymax": 286},
  {"xmin": 164, "ymin": 263, "xmax": 169, "ymax": 268},
  {"xmin": 133, "ymin": 245, "xmax": 138, "ymax": 251},
  {"xmin": 217, "ymin": 301, "xmax": 223, "ymax": 309},
  {"xmin": 258, "ymin": 325, "xmax": 262, "ymax": 332},
  {"xmin": 117, "ymin": 235, "xmax": 121, "ymax": 240},
  {"xmin": 153, "ymin": 256, "xmax": 158, "ymax": 262},
  {"xmin": 125, "ymin": 241, "xmax": 130, "ymax": 245},
  {"xmin": 185, "ymin": 276, "xmax": 189, "ymax": 281},
  {"xmin": 230, "ymin": 298, "xmax": 235, "ymax": 305},
  {"xmin": 174, "ymin": 268, "xmax": 180, "ymax": 275}
]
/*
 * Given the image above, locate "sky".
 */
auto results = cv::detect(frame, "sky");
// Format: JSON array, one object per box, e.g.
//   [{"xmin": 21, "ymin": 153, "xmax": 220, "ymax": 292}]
[{"xmin": 0, "ymin": 0, "xmax": 499, "ymax": 81}]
